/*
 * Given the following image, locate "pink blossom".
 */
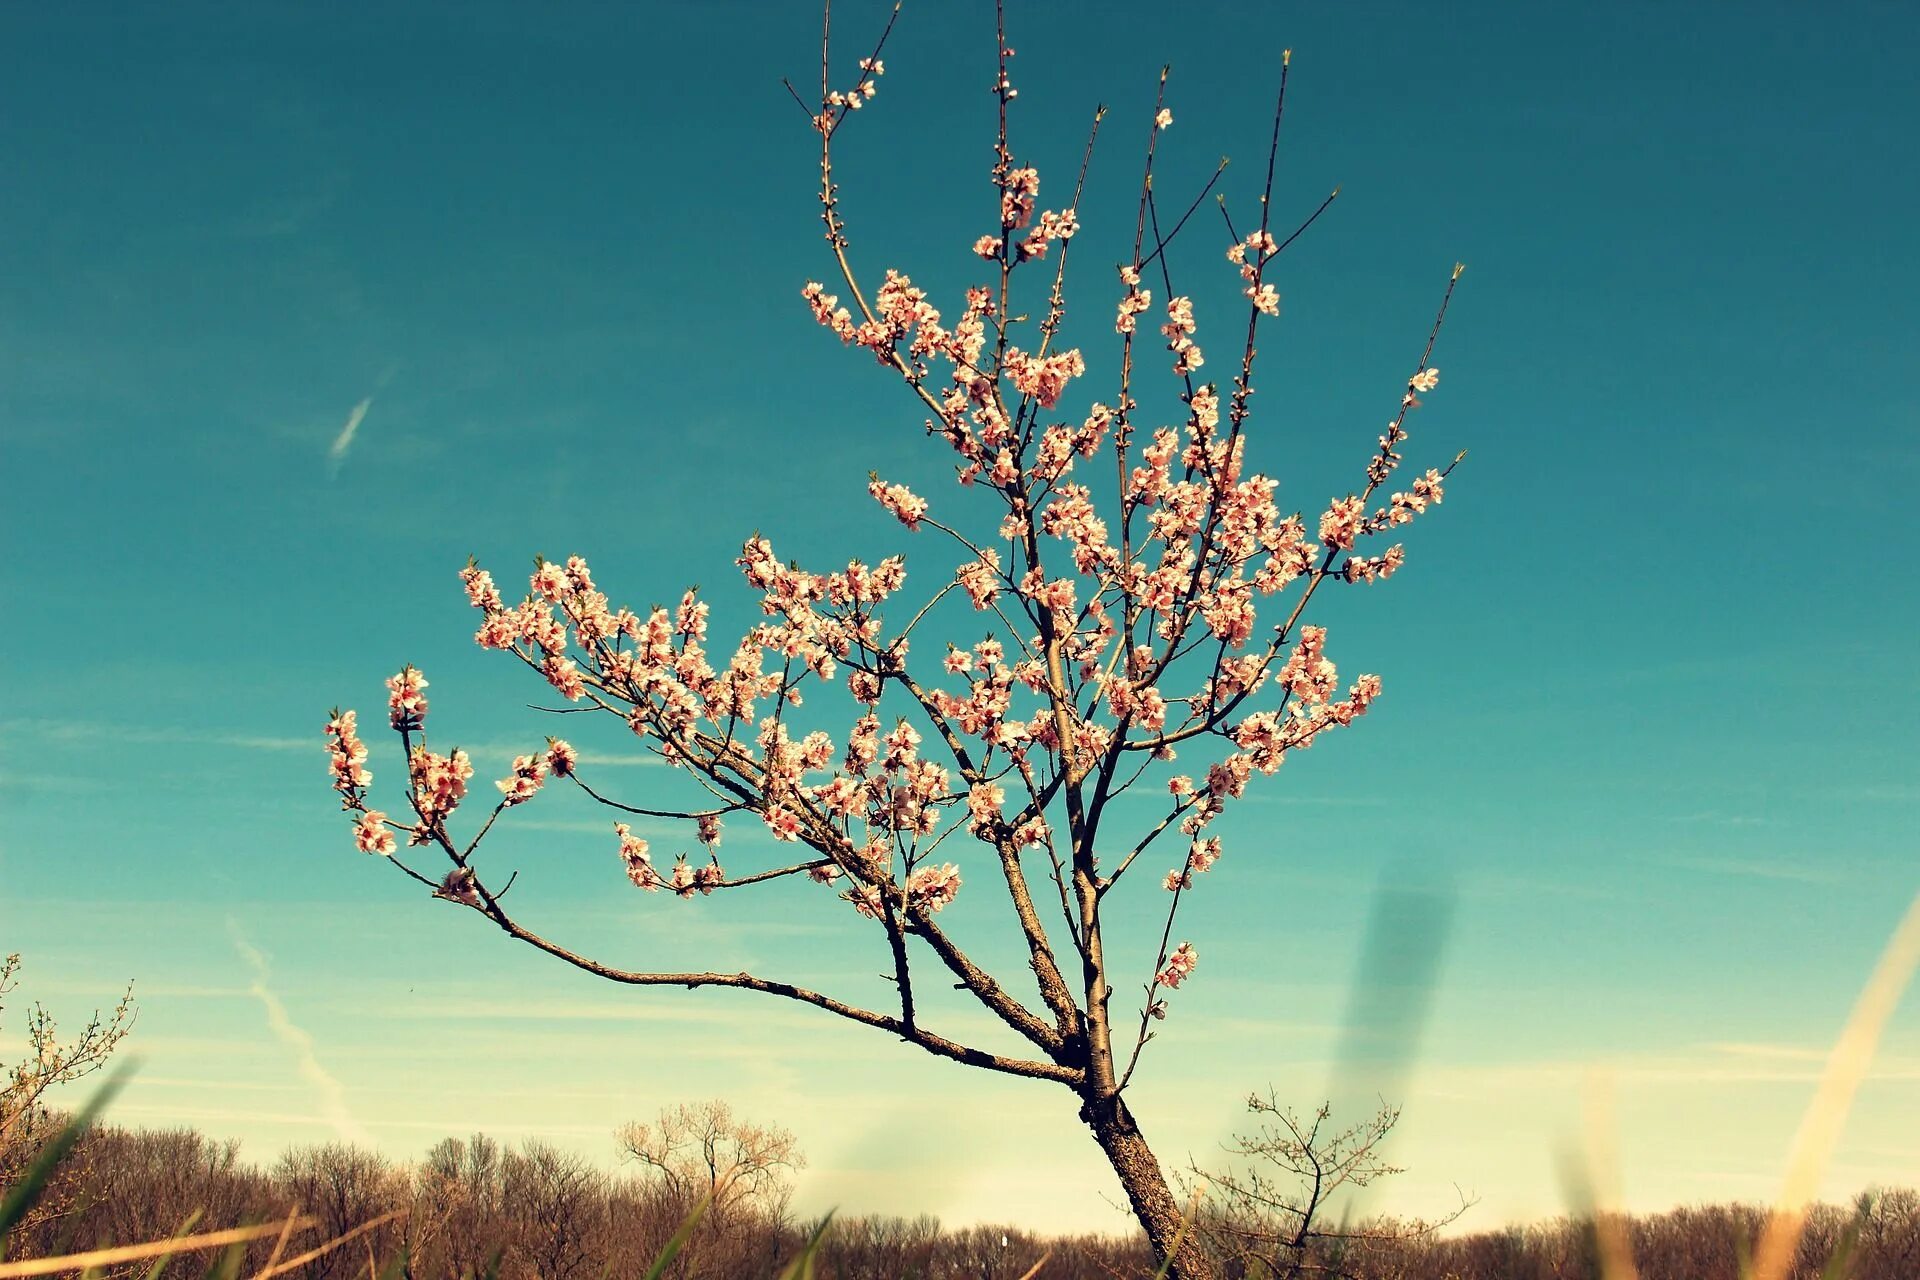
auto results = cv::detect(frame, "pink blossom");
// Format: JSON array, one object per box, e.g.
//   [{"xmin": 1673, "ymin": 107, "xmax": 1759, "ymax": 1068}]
[
  {"xmin": 460, "ymin": 563, "xmax": 502, "ymax": 612},
  {"xmin": 354, "ymin": 810, "xmax": 395, "ymax": 856},
  {"xmin": 542, "ymin": 655, "xmax": 585, "ymax": 701},
  {"xmin": 386, "ymin": 667, "xmax": 429, "ymax": 731},
  {"xmin": 615, "ymin": 822, "xmax": 660, "ymax": 891},
  {"xmin": 763, "ymin": 806, "xmax": 804, "ymax": 842},
  {"xmin": 438, "ymin": 866, "xmax": 481, "ymax": 906},
  {"xmin": 496, "ymin": 753, "xmax": 547, "ymax": 806},
  {"xmin": 545, "ymin": 738, "xmax": 578, "ymax": 777},
  {"xmin": 325, "ymin": 709, "xmax": 372, "ymax": 796},
  {"xmin": 1341, "ymin": 544, "xmax": 1405, "ymax": 584},
  {"xmin": 1162, "ymin": 297, "xmax": 1203, "ymax": 374},
  {"xmin": 1156, "ymin": 942, "xmax": 1198, "ymax": 989},
  {"xmin": 409, "ymin": 746, "xmax": 473, "ymax": 831},
  {"xmin": 868, "ymin": 478, "xmax": 929, "ymax": 530},
  {"xmin": 1318, "ymin": 495, "xmax": 1365, "ymax": 550},
  {"xmin": 1004, "ymin": 348, "xmax": 1086, "ymax": 408},
  {"xmin": 530, "ymin": 560, "xmax": 569, "ymax": 603},
  {"xmin": 966, "ymin": 781, "xmax": 1005, "ymax": 833},
  {"xmin": 1000, "ymin": 166, "xmax": 1040, "ymax": 229},
  {"xmin": 907, "ymin": 862, "xmax": 962, "ymax": 914},
  {"xmin": 802, "ymin": 282, "xmax": 856, "ymax": 342},
  {"xmin": 668, "ymin": 856, "xmax": 701, "ymax": 898},
  {"xmin": 957, "ymin": 552, "xmax": 1002, "ymax": 610}
]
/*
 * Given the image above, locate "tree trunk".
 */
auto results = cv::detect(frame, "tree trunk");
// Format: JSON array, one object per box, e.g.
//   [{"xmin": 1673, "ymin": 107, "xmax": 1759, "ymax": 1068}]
[{"xmin": 1081, "ymin": 1093, "xmax": 1214, "ymax": 1280}]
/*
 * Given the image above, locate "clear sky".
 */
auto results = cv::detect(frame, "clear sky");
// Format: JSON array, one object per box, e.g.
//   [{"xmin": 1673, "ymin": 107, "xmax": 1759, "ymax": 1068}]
[{"xmin": 3, "ymin": 0, "xmax": 1917, "ymax": 1237}]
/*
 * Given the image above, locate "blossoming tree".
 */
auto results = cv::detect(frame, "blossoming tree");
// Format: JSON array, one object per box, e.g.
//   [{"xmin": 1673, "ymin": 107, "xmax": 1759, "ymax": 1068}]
[{"xmin": 322, "ymin": 7, "xmax": 1464, "ymax": 1276}]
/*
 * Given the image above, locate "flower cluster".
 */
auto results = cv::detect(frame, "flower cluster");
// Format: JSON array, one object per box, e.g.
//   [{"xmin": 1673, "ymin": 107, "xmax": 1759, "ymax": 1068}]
[
  {"xmin": 1163, "ymin": 837, "xmax": 1221, "ymax": 892},
  {"xmin": 386, "ymin": 666, "xmax": 429, "ymax": 731},
  {"xmin": 1116, "ymin": 265, "xmax": 1152, "ymax": 334},
  {"xmin": 849, "ymin": 861, "xmax": 962, "ymax": 920},
  {"xmin": 354, "ymin": 810, "xmax": 395, "ymax": 857},
  {"xmin": 1226, "ymin": 230, "xmax": 1280, "ymax": 315},
  {"xmin": 669, "ymin": 854, "xmax": 725, "ymax": 898},
  {"xmin": 408, "ymin": 745, "xmax": 473, "ymax": 837},
  {"xmin": 615, "ymin": 822, "xmax": 660, "ymax": 891},
  {"xmin": 496, "ymin": 753, "xmax": 547, "ymax": 806},
  {"xmin": 1156, "ymin": 942, "xmax": 1197, "ymax": 989},
  {"xmin": 325, "ymin": 709, "xmax": 371, "ymax": 799},
  {"xmin": 812, "ymin": 56, "xmax": 884, "ymax": 132},
  {"xmin": 1162, "ymin": 297, "xmax": 1203, "ymax": 375},
  {"xmin": 868, "ymin": 478, "xmax": 929, "ymax": 530}
]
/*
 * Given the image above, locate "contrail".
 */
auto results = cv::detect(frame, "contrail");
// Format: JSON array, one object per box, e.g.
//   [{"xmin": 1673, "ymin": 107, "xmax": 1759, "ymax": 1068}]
[
  {"xmin": 229, "ymin": 923, "xmax": 371, "ymax": 1145},
  {"xmin": 326, "ymin": 397, "xmax": 373, "ymax": 476}
]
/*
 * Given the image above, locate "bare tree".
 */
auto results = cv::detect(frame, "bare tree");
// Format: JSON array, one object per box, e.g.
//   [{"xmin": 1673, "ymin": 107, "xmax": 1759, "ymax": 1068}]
[
  {"xmin": 616, "ymin": 1100, "xmax": 805, "ymax": 1220},
  {"xmin": 502, "ymin": 1140, "xmax": 605, "ymax": 1280},
  {"xmin": 417, "ymin": 1133, "xmax": 507, "ymax": 1279},
  {"xmin": 1193, "ymin": 1094, "xmax": 1472, "ymax": 1280},
  {"xmin": 272, "ymin": 1142, "xmax": 402, "ymax": 1278},
  {"xmin": 0, "ymin": 953, "xmax": 135, "ymax": 1236}
]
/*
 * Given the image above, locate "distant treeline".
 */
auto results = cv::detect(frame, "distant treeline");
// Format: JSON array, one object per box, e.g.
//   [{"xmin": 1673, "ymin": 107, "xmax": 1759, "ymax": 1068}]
[{"xmin": 10, "ymin": 1120, "xmax": 1920, "ymax": 1279}]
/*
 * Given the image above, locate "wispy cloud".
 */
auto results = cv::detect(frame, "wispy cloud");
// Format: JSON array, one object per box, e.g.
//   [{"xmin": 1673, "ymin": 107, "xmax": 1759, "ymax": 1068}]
[
  {"xmin": 1655, "ymin": 854, "xmax": 1843, "ymax": 885},
  {"xmin": 228, "ymin": 923, "xmax": 370, "ymax": 1145},
  {"xmin": 326, "ymin": 397, "xmax": 373, "ymax": 477},
  {"xmin": 3, "ymin": 719, "xmax": 315, "ymax": 753},
  {"xmin": 1667, "ymin": 810, "xmax": 1770, "ymax": 828}
]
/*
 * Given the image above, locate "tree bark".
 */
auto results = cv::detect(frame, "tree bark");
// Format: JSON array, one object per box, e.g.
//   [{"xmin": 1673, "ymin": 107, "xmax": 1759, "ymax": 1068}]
[{"xmin": 1081, "ymin": 1092, "xmax": 1214, "ymax": 1280}]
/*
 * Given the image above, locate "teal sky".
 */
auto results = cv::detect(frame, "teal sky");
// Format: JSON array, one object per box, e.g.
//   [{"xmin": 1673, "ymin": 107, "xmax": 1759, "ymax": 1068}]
[{"xmin": 3, "ymin": 0, "xmax": 1917, "ymax": 1235}]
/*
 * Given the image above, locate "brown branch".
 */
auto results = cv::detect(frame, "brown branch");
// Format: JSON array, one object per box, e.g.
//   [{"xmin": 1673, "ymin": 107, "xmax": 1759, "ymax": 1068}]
[{"xmin": 464, "ymin": 889, "xmax": 1077, "ymax": 1084}]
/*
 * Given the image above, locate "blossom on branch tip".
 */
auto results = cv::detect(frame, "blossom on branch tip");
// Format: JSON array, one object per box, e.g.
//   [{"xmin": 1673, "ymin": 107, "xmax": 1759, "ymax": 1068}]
[
  {"xmin": 545, "ymin": 739, "xmax": 578, "ymax": 777},
  {"xmin": 460, "ymin": 563, "xmax": 502, "ymax": 612},
  {"xmin": 386, "ymin": 667, "xmax": 429, "ymax": 731},
  {"xmin": 325, "ymin": 709, "xmax": 371, "ymax": 796},
  {"xmin": 868, "ymin": 478, "xmax": 929, "ymax": 530},
  {"xmin": 802, "ymin": 283, "xmax": 856, "ymax": 342}
]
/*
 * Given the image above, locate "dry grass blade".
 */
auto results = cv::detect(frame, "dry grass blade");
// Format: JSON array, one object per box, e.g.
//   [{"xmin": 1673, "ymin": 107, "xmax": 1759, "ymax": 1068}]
[
  {"xmin": 0, "ymin": 1217, "xmax": 311, "ymax": 1279},
  {"xmin": 1750, "ymin": 885, "xmax": 1920, "ymax": 1280},
  {"xmin": 1013, "ymin": 1249, "xmax": 1053, "ymax": 1279},
  {"xmin": 1583, "ymin": 1074, "xmax": 1640, "ymax": 1280},
  {"xmin": 247, "ymin": 1210, "xmax": 402, "ymax": 1280},
  {"xmin": 256, "ymin": 1208, "xmax": 300, "ymax": 1278}
]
